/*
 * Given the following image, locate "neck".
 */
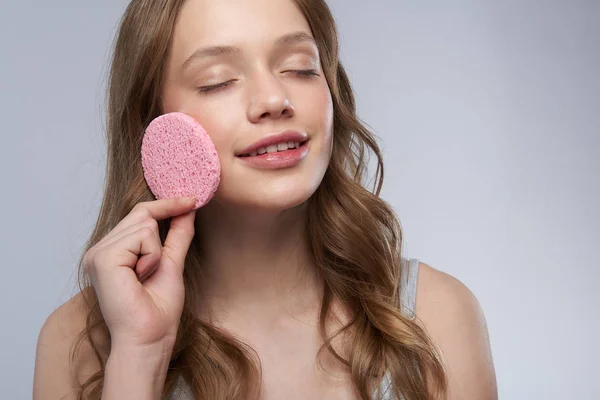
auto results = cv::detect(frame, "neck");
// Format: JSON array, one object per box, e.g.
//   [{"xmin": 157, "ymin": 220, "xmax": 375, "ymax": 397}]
[{"xmin": 193, "ymin": 201, "xmax": 322, "ymax": 324}]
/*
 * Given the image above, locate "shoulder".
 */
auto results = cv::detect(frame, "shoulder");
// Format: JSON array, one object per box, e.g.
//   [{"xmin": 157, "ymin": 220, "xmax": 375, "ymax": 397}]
[
  {"xmin": 33, "ymin": 288, "xmax": 108, "ymax": 399},
  {"xmin": 413, "ymin": 261, "xmax": 498, "ymax": 400}
]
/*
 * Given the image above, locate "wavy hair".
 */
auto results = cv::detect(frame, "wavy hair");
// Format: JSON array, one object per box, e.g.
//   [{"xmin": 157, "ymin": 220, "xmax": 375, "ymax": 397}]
[{"xmin": 71, "ymin": 0, "xmax": 448, "ymax": 398}]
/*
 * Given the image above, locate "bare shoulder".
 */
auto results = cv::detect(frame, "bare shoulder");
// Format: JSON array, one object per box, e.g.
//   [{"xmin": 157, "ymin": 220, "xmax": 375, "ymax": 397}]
[
  {"xmin": 414, "ymin": 262, "xmax": 498, "ymax": 400},
  {"xmin": 33, "ymin": 288, "xmax": 108, "ymax": 399}
]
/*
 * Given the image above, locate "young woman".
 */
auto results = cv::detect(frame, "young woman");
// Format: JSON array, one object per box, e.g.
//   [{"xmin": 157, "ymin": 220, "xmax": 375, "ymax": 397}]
[{"xmin": 33, "ymin": 0, "xmax": 497, "ymax": 399}]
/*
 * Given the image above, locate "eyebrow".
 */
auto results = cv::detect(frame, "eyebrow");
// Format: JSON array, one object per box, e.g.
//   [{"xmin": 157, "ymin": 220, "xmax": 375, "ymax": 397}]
[{"xmin": 180, "ymin": 31, "xmax": 317, "ymax": 72}]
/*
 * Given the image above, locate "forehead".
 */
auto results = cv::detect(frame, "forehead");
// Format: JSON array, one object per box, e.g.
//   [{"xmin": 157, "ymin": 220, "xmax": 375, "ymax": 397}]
[{"xmin": 172, "ymin": 0, "xmax": 312, "ymax": 56}]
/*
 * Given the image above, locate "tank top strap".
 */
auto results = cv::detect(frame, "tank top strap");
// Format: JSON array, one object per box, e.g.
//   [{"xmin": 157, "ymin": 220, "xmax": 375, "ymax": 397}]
[{"xmin": 399, "ymin": 258, "xmax": 419, "ymax": 320}]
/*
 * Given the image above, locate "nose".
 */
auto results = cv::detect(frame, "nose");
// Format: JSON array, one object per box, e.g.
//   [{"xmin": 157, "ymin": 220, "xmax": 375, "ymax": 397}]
[{"xmin": 246, "ymin": 71, "xmax": 294, "ymax": 123}]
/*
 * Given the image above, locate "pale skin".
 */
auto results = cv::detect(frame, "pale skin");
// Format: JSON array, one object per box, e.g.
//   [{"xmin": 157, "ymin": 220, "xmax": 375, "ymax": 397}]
[{"xmin": 33, "ymin": 0, "xmax": 497, "ymax": 399}]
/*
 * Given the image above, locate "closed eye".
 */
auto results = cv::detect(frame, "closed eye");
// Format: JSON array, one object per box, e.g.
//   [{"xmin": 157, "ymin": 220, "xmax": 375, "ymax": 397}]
[
  {"xmin": 287, "ymin": 69, "xmax": 319, "ymax": 77},
  {"xmin": 196, "ymin": 69, "xmax": 320, "ymax": 94},
  {"xmin": 197, "ymin": 80, "xmax": 236, "ymax": 94}
]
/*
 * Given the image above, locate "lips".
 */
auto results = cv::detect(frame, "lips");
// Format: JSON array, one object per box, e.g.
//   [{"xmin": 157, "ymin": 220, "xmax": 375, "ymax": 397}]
[
  {"xmin": 236, "ymin": 140, "xmax": 310, "ymax": 169},
  {"xmin": 235, "ymin": 130, "xmax": 308, "ymax": 157}
]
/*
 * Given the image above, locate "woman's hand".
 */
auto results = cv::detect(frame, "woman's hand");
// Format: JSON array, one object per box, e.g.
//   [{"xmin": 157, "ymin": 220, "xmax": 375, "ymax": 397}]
[{"xmin": 83, "ymin": 197, "xmax": 197, "ymax": 350}]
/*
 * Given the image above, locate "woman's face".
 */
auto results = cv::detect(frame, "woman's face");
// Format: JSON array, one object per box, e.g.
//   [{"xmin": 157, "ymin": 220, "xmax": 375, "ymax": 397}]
[{"xmin": 161, "ymin": 0, "xmax": 334, "ymax": 213}]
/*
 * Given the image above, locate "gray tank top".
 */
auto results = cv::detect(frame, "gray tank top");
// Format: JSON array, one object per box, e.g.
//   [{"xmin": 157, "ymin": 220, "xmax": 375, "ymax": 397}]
[{"xmin": 171, "ymin": 258, "xmax": 420, "ymax": 400}]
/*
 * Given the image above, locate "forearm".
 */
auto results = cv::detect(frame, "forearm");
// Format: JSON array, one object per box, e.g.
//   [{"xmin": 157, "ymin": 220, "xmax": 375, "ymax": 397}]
[{"xmin": 102, "ymin": 342, "xmax": 174, "ymax": 400}]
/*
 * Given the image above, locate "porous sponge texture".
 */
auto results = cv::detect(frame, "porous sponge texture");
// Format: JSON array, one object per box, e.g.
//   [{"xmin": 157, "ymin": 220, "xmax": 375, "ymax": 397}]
[{"xmin": 141, "ymin": 112, "xmax": 221, "ymax": 210}]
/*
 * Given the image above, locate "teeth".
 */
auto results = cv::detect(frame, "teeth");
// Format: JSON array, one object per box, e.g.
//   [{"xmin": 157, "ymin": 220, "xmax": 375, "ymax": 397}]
[{"xmin": 248, "ymin": 141, "xmax": 303, "ymax": 156}]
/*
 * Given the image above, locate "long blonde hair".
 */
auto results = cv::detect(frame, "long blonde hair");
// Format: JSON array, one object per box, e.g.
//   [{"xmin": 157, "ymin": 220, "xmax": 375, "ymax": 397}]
[{"xmin": 71, "ymin": 0, "xmax": 448, "ymax": 398}]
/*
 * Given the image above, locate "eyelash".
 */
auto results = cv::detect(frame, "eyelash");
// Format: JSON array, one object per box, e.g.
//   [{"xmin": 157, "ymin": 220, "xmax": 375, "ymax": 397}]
[{"xmin": 196, "ymin": 69, "xmax": 319, "ymax": 94}]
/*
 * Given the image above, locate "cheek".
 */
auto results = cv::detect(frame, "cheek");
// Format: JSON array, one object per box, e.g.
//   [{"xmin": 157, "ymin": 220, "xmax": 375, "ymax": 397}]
[
  {"xmin": 315, "ymin": 83, "xmax": 334, "ymax": 128},
  {"xmin": 183, "ymin": 110, "xmax": 235, "ymax": 160},
  {"xmin": 207, "ymin": 134, "xmax": 231, "ymax": 161},
  {"xmin": 312, "ymin": 85, "xmax": 334, "ymax": 148}
]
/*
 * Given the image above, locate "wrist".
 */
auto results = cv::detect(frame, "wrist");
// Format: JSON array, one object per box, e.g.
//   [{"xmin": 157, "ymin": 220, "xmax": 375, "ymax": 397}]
[
  {"xmin": 103, "ymin": 341, "xmax": 175, "ymax": 400},
  {"xmin": 110, "ymin": 338, "xmax": 175, "ymax": 362}
]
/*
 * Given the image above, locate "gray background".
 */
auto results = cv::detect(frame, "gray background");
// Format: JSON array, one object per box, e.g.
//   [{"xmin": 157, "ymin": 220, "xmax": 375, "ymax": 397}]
[{"xmin": 1, "ymin": 1, "xmax": 598, "ymax": 398}]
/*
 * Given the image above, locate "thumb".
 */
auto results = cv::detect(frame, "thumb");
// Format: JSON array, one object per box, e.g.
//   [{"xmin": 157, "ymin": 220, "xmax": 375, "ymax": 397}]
[{"xmin": 162, "ymin": 209, "xmax": 197, "ymax": 274}]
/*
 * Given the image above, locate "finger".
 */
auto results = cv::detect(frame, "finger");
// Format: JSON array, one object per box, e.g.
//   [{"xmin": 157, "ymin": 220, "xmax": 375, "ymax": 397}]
[
  {"xmin": 137, "ymin": 197, "xmax": 197, "ymax": 222},
  {"xmin": 134, "ymin": 226, "xmax": 163, "ymax": 280},
  {"xmin": 99, "ymin": 197, "xmax": 196, "ymax": 245},
  {"xmin": 86, "ymin": 226, "xmax": 162, "ymax": 296},
  {"xmin": 99, "ymin": 219, "xmax": 159, "ymax": 251},
  {"xmin": 161, "ymin": 209, "xmax": 197, "ymax": 275},
  {"xmin": 107, "ymin": 226, "xmax": 163, "ymax": 271}
]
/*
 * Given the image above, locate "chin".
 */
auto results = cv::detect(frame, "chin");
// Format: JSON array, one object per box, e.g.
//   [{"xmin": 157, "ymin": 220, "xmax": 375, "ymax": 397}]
[
  {"xmin": 219, "ymin": 183, "xmax": 316, "ymax": 212},
  {"xmin": 211, "ymin": 170, "xmax": 322, "ymax": 214}
]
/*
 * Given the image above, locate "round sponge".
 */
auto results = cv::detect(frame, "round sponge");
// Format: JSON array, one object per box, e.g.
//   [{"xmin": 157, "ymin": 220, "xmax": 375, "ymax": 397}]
[{"xmin": 141, "ymin": 112, "xmax": 221, "ymax": 210}]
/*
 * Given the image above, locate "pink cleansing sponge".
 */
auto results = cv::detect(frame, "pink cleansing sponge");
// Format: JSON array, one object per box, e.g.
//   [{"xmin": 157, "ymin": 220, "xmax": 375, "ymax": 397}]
[{"xmin": 141, "ymin": 112, "xmax": 221, "ymax": 210}]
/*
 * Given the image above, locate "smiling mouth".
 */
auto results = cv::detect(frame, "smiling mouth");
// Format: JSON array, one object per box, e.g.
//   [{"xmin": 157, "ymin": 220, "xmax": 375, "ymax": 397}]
[{"xmin": 237, "ymin": 140, "xmax": 309, "ymax": 157}]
